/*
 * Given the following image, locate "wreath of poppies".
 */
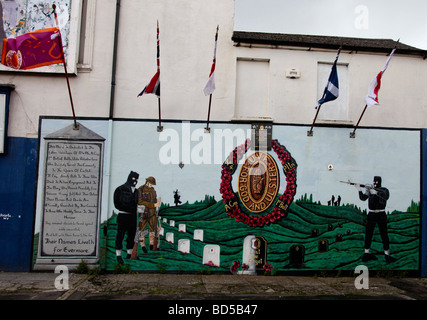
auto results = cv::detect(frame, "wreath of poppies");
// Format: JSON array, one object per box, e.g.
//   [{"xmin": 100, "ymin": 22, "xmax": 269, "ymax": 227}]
[{"xmin": 220, "ymin": 138, "xmax": 297, "ymax": 227}]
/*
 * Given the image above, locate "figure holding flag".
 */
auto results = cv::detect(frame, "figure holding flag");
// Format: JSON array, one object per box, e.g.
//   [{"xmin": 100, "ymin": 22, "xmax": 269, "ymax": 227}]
[
  {"xmin": 204, "ymin": 25, "xmax": 219, "ymax": 133},
  {"xmin": 308, "ymin": 44, "xmax": 341, "ymax": 136},
  {"xmin": 138, "ymin": 21, "xmax": 162, "ymax": 131}
]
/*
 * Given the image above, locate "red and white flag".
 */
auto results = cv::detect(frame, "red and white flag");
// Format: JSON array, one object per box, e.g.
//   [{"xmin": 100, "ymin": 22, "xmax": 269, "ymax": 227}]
[
  {"xmin": 203, "ymin": 26, "xmax": 218, "ymax": 96},
  {"xmin": 365, "ymin": 48, "xmax": 395, "ymax": 107}
]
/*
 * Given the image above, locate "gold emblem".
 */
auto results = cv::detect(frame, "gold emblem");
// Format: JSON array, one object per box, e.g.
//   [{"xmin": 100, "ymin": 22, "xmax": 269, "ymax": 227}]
[{"xmin": 238, "ymin": 152, "xmax": 280, "ymax": 213}]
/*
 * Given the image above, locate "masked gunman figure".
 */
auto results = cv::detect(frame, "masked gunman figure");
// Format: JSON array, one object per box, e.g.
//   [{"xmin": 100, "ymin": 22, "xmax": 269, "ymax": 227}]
[
  {"xmin": 355, "ymin": 176, "xmax": 396, "ymax": 264},
  {"xmin": 113, "ymin": 171, "xmax": 139, "ymax": 264},
  {"xmin": 136, "ymin": 176, "xmax": 161, "ymax": 254}
]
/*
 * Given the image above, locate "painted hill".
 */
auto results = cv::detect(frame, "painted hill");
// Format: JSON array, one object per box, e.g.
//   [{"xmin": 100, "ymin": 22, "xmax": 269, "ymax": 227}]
[{"xmin": 100, "ymin": 197, "xmax": 419, "ymax": 273}]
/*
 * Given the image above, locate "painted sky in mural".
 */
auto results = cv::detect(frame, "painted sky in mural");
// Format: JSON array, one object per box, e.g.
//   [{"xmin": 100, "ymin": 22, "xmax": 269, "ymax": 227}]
[{"xmin": 35, "ymin": 118, "xmax": 420, "ymax": 235}]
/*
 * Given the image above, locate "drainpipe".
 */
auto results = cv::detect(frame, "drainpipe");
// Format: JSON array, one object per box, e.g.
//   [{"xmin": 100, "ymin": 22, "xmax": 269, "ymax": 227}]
[
  {"xmin": 109, "ymin": 0, "xmax": 120, "ymax": 119},
  {"xmin": 102, "ymin": 0, "xmax": 120, "ymax": 270}
]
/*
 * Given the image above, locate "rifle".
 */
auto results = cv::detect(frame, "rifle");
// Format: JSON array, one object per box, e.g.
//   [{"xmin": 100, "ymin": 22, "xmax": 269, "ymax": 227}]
[
  {"xmin": 130, "ymin": 202, "xmax": 161, "ymax": 258},
  {"xmin": 130, "ymin": 207, "xmax": 149, "ymax": 259},
  {"xmin": 151, "ymin": 208, "xmax": 159, "ymax": 251},
  {"xmin": 339, "ymin": 180, "xmax": 373, "ymax": 190},
  {"xmin": 340, "ymin": 179, "xmax": 388, "ymax": 202}
]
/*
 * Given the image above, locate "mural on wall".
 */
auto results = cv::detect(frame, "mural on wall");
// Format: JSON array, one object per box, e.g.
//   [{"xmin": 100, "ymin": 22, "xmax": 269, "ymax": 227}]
[{"xmin": 33, "ymin": 119, "xmax": 421, "ymax": 273}]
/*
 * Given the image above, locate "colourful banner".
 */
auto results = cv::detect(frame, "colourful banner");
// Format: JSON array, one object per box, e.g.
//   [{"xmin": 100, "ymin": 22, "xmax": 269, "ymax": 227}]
[{"xmin": 1, "ymin": 27, "xmax": 64, "ymax": 70}]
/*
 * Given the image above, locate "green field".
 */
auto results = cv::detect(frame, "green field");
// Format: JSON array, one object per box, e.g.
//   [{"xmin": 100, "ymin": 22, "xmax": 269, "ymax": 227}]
[{"xmin": 100, "ymin": 195, "xmax": 419, "ymax": 273}]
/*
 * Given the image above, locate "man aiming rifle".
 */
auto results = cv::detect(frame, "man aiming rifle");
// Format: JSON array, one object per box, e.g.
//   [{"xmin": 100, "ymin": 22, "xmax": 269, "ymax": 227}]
[{"xmin": 341, "ymin": 176, "xmax": 397, "ymax": 263}]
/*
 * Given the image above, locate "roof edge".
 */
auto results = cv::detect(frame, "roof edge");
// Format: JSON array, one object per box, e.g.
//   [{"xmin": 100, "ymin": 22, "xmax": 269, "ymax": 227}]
[{"xmin": 232, "ymin": 31, "xmax": 427, "ymax": 58}]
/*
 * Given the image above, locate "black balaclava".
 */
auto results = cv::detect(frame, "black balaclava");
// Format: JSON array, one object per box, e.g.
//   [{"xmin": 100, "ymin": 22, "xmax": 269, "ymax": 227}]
[
  {"xmin": 126, "ymin": 171, "xmax": 139, "ymax": 187},
  {"xmin": 373, "ymin": 176, "xmax": 382, "ymax": 188}
]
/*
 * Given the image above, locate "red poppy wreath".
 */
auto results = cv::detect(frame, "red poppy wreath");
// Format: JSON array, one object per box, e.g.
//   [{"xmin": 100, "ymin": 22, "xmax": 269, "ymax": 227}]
[{"xmin": 220, "ymin": 138, "xmax": 297, "ymax": 227}]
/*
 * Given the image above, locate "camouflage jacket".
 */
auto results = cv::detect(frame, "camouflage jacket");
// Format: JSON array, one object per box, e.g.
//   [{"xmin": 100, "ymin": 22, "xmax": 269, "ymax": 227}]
[{"xmin": 137, "ymin": 184, "xmax": 157, "ymax": 214}]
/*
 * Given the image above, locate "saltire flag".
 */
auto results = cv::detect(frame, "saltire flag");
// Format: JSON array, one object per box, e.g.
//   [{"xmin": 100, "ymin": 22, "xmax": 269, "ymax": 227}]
[
  {"xmin": 1, "ymin": 27, "xmax": 64, "ymax": 70},
  {"xmin": 316, "ymin": 50, "xmax": 340, "ymax": 109},
  {"xmin": 138, "ymin": 22, "xmax": 160, "ymax": 97},
  {"xmin": 365, "ymin": 48, "xmax": 396, "ymax": 107},
  {"xmin": 203, "ymin": 26, "xmax": 218, "ymax": 96}
]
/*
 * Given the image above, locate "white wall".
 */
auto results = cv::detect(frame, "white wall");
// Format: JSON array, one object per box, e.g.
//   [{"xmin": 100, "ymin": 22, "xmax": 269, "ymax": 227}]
[
  {"xmin": 112, "ymin": 0, "xmax": 236, "ymax": 123},
  {"xmin": 234, "ymin": 44, "xmax": 427, "ymax": 128},
  {"xmin": 1, "ymin": 0, "xmax": 426, "ymax": 142}
]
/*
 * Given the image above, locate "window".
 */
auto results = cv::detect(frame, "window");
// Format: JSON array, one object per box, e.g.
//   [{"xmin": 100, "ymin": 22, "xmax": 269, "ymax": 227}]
[
  {"xmin": 234, "ymin": 58, "xmax": 272, "ymax": 121},
  {"xmin": 77, "ymin": 0, "xmax": 96, "ymax": 71},
  {"xmin": 0, "ymin": 0, "xmax": 83, "ymax": 74},
  {"xmin": 317, "ymin": 62, "xmax": 349, "ymax": 123}
]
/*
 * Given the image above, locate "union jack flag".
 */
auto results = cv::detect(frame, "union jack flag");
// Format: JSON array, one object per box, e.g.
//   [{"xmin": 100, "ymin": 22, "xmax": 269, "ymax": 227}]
[{"xmin": 138, "ymin": 22, "xmax": 160, "ymax": 97}]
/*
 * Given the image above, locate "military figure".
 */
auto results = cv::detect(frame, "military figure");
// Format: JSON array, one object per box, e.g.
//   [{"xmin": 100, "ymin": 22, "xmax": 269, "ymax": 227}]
[
  {"xmin": 174, "ymin": 189, "xmax": 182, "ymax": 206},
  {"xmin": 113, "ymin": 171, "xmax": 139, "ymax": 264},
  {"xmin": 356, "ymin": 176, "xmax": 397, "ymax": 264},
  {"xmin": 136, "ymin": 176, "xmax": 161, "ymax": 254}
]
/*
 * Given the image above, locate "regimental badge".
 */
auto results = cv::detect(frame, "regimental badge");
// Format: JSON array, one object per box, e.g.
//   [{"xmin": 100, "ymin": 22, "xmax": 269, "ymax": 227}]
[{"xmin": 238, "ymin": 151, "xmax": 280, "ymax": 213}]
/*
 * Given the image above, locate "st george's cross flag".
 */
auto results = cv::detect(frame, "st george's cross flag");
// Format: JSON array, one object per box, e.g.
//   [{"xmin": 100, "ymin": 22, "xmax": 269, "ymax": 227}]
[
  {"xmin": 138, "ymin": 22, "xmax": 160, "ymax": 97},
  {"xmin": 203, "ymin": 26, "xmax": 219, "ymax": 96},
  {"xmin": 365, "ymin": 48, "xmax": 396, "ymax": 107},
  {"xmin": 1, "ymin": 27, "xmax": 64, "ymax": 70},
  {"xmin": 316, "ymin": 50, "xmax": 340, "ymax": 109}
]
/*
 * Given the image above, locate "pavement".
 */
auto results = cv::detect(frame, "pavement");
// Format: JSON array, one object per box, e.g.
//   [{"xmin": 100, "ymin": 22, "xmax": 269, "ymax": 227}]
[
  {"xmin": 1, "ymin": 271, "xmax": 427, "ymax": 302},
  {"xmin": 1, "ymin": 271, "xmax": 427, "ymax": 319}
]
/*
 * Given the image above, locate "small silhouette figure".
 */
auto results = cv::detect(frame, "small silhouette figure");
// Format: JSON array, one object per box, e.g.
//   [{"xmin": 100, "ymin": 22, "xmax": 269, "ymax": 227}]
[{"xmin": 174, "ymin": 189, "xmax": 182, "ymax": 206}]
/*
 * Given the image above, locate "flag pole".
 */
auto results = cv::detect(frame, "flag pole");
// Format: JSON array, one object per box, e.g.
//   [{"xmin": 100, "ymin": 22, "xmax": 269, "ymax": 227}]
[
  {"xmin": 307, "ymin": 100, "xmax": 323, "ymax": 137},
  {"xmin": 349, "ymin": 104, "xmax": 367, "ymax": 138},
  {"xmin": 205, "ymin": 25, "xmax": 219, "ymax": 134},
  {"xmin": 205, "ymin": 94, "xmax": 212, "ymax": 133},
  {"xmin": 157, "ymin": 96, "xmax": 163, "ymax": 132},
  {"xmin": 53, "ymin": 4, "xmax": 78, "ymax": 130},
  {"xmin": 156, "ymin": 20, "xmax": 163, "ymax": 132}
]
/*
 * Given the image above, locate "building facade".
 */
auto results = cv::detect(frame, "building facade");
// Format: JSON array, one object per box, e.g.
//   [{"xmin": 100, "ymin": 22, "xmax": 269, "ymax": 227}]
[{"xmin": 0, "ymin": 0, "xmax": 426, "ymax": 275}]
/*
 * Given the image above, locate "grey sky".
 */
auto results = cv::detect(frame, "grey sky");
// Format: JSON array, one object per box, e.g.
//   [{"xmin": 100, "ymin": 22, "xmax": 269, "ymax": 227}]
[{"xmin": 235, "ymin": 0, "xmax": 427, "ymax": 49}]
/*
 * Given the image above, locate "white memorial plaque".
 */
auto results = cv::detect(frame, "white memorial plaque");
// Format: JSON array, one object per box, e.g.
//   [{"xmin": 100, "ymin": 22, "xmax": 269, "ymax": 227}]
[{"xmin": 35, "ymin": 123, "xmax": 105, "ymax": 269}]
